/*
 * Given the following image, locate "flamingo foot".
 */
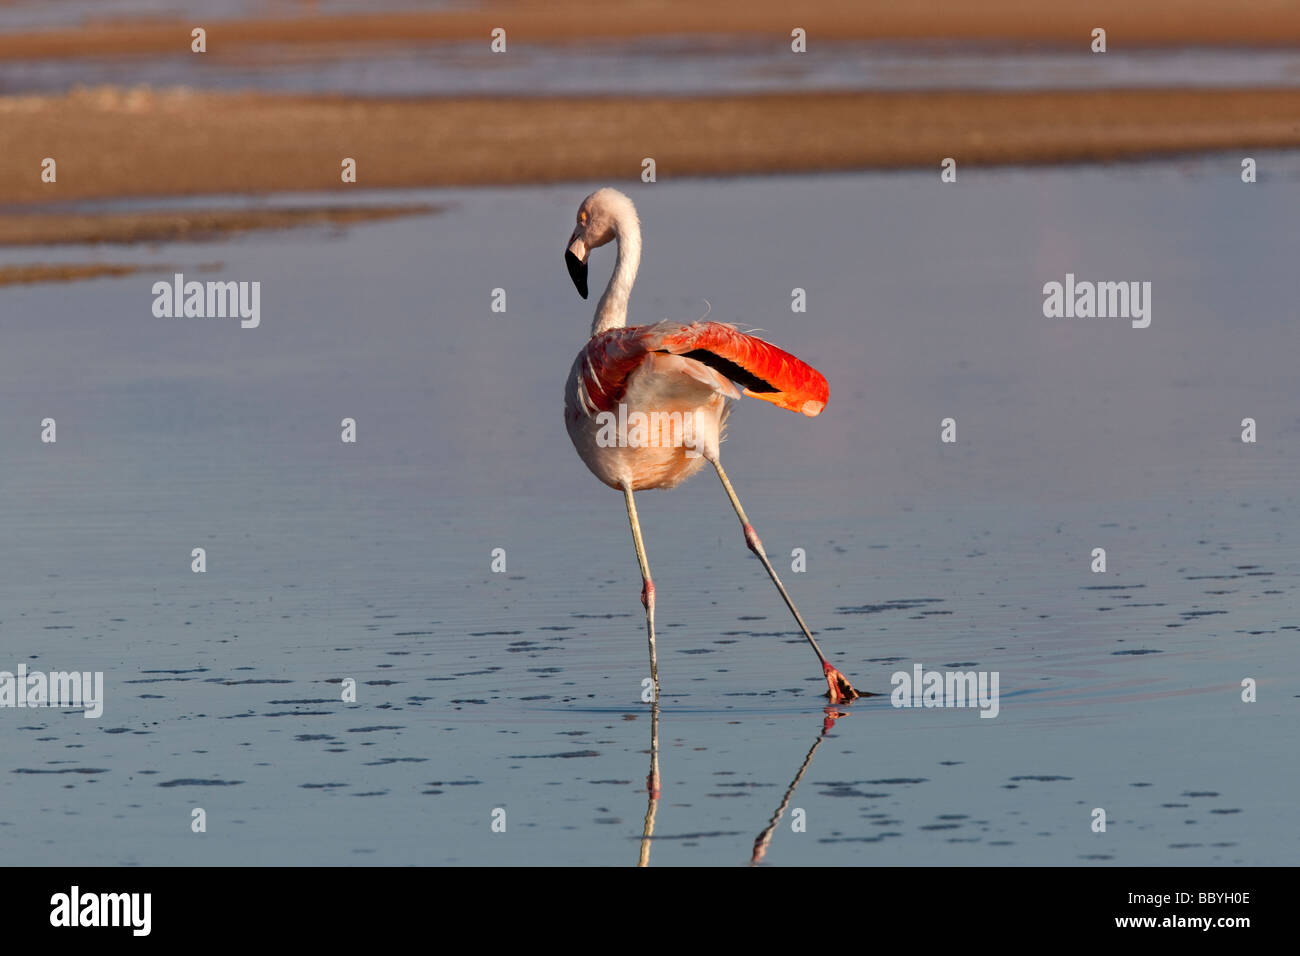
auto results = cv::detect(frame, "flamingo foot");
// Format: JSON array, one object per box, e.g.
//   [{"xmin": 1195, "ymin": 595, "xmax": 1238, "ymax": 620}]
[{"xmin": 823, "ymin": 660, "xmax": 861, "ymax": 704}]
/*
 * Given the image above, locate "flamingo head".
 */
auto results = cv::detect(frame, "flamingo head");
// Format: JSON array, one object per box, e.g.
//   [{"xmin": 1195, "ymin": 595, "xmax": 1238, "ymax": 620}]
[{"xmin": 565, "ymin": 187, "xmax": 636, "ymax": 300}]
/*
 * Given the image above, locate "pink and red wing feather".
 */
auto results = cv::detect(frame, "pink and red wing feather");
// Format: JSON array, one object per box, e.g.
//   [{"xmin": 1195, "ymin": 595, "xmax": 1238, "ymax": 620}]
[{"xmin": 577, "ymin": 322, "xmax": 829, "ymax": 417}]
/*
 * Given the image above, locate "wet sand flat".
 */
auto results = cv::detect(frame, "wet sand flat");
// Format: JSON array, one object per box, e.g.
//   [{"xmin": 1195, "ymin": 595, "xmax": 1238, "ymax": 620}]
[
  {"xmin": 4, "ymin": 87, "xmax": 1300, "ymax": 212},
  {"xmin": 1, "ymin": 0, "xmax": 1298, "ymax": 57},
  {"xmin": 0, "ymin": 263, "xmax": 157, "ymax": 287},
  {"xmin": 0, "ymin": 204, "xmax": 437, "ymax": 246}
]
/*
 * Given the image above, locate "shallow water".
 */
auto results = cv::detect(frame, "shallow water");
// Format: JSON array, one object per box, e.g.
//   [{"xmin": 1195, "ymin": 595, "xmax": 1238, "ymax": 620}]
[
  {"xmin": 2, "ymin": 159, "xmax": 1298, "ymax": 865},
  {"xmin": 3, "ymin": 12, "xmax": 1299, "ymax": 97},
  {"xmin": 9, "ymin": 43, "xmax": 1300, "ymax": 96},
  {"xmin": 0, "ymin": 0, "xmax": 442, "ymax": 33}
]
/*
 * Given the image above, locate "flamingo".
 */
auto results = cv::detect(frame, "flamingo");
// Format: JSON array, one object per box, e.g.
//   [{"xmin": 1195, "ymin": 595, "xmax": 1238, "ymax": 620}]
[{"xmin": 562, "ymin": 187, "xmax": 860, "ymax": 705}]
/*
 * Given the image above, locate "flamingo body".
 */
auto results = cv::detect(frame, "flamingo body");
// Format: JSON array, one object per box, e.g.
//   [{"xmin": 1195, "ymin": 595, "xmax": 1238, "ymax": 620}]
[{"xmin": 565, "ymin": 320, "xmax": 829, "ymax": 492}]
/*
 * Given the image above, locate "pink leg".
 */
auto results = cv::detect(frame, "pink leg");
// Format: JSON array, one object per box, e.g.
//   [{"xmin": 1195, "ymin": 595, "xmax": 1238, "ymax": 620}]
[
  {"xmin": 710, "ymin": 459, "xmax": 860, "ymax": 703},
  {"xmin": 622, "ymin": 482, "xmax": 660, "ymax": 701}
]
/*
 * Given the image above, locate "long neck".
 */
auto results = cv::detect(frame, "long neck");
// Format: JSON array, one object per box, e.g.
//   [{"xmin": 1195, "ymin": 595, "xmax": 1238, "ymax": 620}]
[{"xmin": 592, "ymin": 213, "xmax": 641, "ymax": 335}]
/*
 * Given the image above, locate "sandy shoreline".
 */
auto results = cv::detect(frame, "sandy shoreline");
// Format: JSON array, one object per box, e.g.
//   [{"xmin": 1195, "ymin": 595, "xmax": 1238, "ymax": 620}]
[
  {"xmin": 0, "ymin": 204, "xmax": 437, "ymax": 246},
  {"xmin": 2, "ymin": 0, "xmax": 1299, "ymax": 57},
  {"xmin": 0, "ymin": 263, "xmax": 164, "ymax": 287},
  {"xmin": 3, "ymin": 86, "xmax": 1298, "ymax": 210},
  {"xmin": 5, "ymin": 0, "xmax": 1298, "ymax": 269}
]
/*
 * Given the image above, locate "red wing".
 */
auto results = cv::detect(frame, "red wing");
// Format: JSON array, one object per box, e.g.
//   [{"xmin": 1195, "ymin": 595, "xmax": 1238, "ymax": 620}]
[
  {"xmin": 649, "ymin": 322, "xmax": 829, "ymax": 417},
  {"xmin": 576, "ymin": 322, "xmax": 829, "ymax": 417}
]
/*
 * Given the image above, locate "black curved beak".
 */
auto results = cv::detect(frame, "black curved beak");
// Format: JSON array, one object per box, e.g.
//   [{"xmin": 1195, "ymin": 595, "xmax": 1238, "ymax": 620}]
[{"xmin": 565, "ymin": 249, "xmax": 589, "ymax": 299}]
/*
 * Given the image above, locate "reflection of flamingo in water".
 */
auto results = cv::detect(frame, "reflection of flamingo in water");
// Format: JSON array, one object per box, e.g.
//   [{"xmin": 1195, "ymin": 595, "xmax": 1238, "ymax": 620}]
[
  {"xmin": 749, "ymin": 709, "xmax": 847, "ymax": 866},
  {"xmin": 637, "ymin": 702, "xmax": 660, "ymax": 867},
  {"xmin": 562, "ymin": 187, "xmax": 861, "ymax": 706},
  {"xmin": 636, "ymin": 703, "xmax": 846, "ymax": 867}
]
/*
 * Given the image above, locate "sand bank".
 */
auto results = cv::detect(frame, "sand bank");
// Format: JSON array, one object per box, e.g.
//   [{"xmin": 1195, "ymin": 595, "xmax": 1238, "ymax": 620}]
[
  {"xmin": 0, "ymin": 204, "xmax": 438, "ymax": 246},
  {"xmin": 1, "ymin": 0, "xmax": 1297, "ymax": 59},
  {"xmin": 2, "ymin": 87, "xmax": 1297, "ymax": 209}
]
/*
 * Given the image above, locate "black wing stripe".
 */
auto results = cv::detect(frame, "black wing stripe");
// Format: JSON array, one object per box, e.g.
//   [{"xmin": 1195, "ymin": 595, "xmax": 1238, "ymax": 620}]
[{"xmin": 658, "ymin": 348, "xmax": 780, "ymax": 393}]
